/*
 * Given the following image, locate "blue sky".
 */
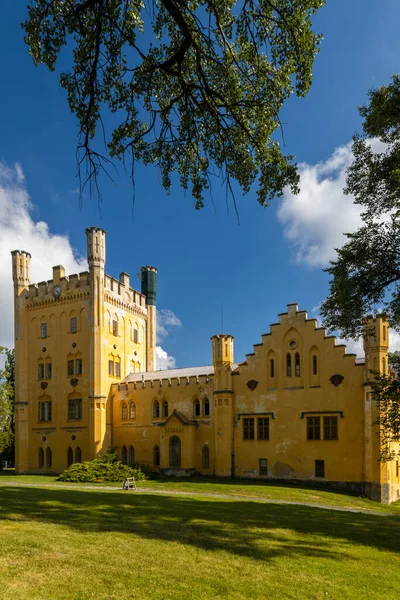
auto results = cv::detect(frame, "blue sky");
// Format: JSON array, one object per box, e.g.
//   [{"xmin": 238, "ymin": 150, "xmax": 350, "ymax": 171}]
[{"xmin": 1, "ymin": 1, "xmax": 400, "ymax": 368}]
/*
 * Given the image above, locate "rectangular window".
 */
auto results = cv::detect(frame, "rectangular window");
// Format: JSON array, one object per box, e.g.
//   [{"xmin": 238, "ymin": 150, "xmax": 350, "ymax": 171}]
[
  {"xmin": 112, "ymin": 320, "xmax": 118, "ymax": 337},
  {"xmin": 70, "ymin": 317, "xmax": 77, "ymax": 334},
  {"xmin": 259, "ymin": 458, "xmax": 268, "ymax": 476},
  {"xmin": 108, "ymin": 360, "xmax": 114, "ymax": 377},
  {"xmin": 312, "ymin": 355, "xmax": 318, "ymax": 375},
  {"xmin": 257, "ymin": 417, "xmax": 270, "ymax": 440},
  {"xmin": 68, "ymin": 398, "xmax": 82, "ymax": 420},
  {"xmin": 75, "ymin": 358, "xmax": 83, "ymax": 376},
  {"xmin": 115, "ymin": 361, "xmax": 121, "ymax": 378},
  {"xmin": 41, "ymin": 323, "xmax": 47, "ymax": 338},
  {"xmin": 67, "ymin": 360, "xmax": 74, "ymax": 376},
  {"xmin": 307, "ymin": 416, "xmax": 320, "ymax": 440},
  {"xmin": 133, "ymin": 328, "xmax": 138, "ymax": 344},
  {"xmin": 243, "ymin": 417, "xmax": 255, "ymax": 440},
  {"xmin": 38, "ymin": 363, "xmax": 44, "ymax": 380},
  {"xmin": 38, "ymin": 401, "xmax": 52, "ymax": 422},
  {"xmin": 323, "ymin": 416, "xmax": 338, "ymax": 440},
  {"xmin": 45, "ymin": 363, "xmax": 52, "ymax": 379},
  {"xmin": 315, "ymin": 460, "xmax": 325, "ymax": 478}
]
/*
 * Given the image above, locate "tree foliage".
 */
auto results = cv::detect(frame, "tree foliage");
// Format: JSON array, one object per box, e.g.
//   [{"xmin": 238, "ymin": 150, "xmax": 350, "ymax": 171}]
[
  {"xmin": 0, "ymin": 347, "xmax": 15, "ymax": 460},
  {"xmin": 321, "ymin": 74, "xmax": 400, "ymax": 338},
  {"xmin": 370, "ymin": 372, "xmax": 400, "ymax": 463},
  {"xmin": 23, "ymin": 0, "xmax": 324, "ymax": 208}
]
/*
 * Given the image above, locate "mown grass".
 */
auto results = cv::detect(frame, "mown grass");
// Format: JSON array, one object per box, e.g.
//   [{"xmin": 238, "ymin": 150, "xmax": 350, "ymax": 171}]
[
  {"xmin": 0, "ymin": 484, "xmax": 399, "ymax": 600},
  {"xmin": 1, "ymin": 469, "xmax": 400, "ymax": 514}
]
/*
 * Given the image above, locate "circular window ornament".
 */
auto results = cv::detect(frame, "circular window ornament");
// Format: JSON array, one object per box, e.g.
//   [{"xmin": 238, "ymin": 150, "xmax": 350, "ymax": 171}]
[{"xmin": 289, "ymin": 341, "xmax": 297, "ymax": 350}]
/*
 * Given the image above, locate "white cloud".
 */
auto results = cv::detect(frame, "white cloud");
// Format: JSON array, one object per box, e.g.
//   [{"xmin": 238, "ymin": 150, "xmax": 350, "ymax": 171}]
[
  {"xmin": 0, "ymin": 162, "xmax": 87, "ymax": 350},
  {"xmin": 277, "ymin": 142, "xmax": 363, "ymax": 266},
  {"xmin": 156, "ymin": 308, "xmax": 182, "ymax": 343},
  {"xmin": 155, "ymin": 346, "xmax": 177, "ymax": 370}
]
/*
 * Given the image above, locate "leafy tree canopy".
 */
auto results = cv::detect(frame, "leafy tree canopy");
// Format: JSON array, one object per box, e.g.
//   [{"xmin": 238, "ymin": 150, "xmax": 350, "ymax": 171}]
[
  {"xmin": 321, "ymin": 74, "xmax": 400, "ymax": 338},
  {"xmin": 0, "ymin": 347, "xmax": 15, "ymax": 458},
  {"xmin": 370, "ymin": 372, "xmax": 400, "ymax": 462},
  {"xmin": 23, "ymin": 0, "xmax": 324, "ymax": 208}
]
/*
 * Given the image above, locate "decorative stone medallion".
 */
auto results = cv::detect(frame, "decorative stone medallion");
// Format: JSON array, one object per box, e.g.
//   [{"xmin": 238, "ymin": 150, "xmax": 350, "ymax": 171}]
[
  {"xmin": 330, "ymin": 374, "xmax": 344, "ymax": 387},
  {"xmin": 70, "ymin": 378, "xmax": 79, "ymax": 387},
  {"xmin": 247, "ymin": 380, "xmax": 258, "ymax": 391},
  {"xmin": 40, "ymin": 381, "xmax": 48, "ymax": 390}
]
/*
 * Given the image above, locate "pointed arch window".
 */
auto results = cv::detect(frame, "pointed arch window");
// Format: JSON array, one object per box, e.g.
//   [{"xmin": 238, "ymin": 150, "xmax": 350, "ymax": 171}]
[
  {"xmin": 169, "ymin": 436, "xmax": 181, "ymax": 467},
  {"xmin": 129, "ymin": 401, "xmax": 136, "ymax": 419},
  {"xmin": 46, "ymin": 447, "xmax": 52, "ymax": 468},
  {"xmin": 295, "ymin": 353, "xmax": 301, "ymax": 377},
  {"xmin": 38, "ymin": 447, "xmax": 44, "ymax": 468},
  {"xmin": 202, "ymin": 445, "xmax": 210, "ymax": 469},
  {"xmin": 193, "ymin": 398, "xmax": 200, "ymax": 417},
  {"xmin": 121, "ymin": 445, "xmax": 128, "ymax": 464},
  {"xmin": 67, "ymin": 447, "xmax": 73, "ymax": 467},
  {"xmin": 203, "ymin": 397, "xmax": 210, "ymax": 417},
  {"xmin": 153, "ymin": 445, "xmax": 160, "ymax": 467},
  {"xmin": 128, "ymin": 445, "xmax": 135, "ymax": 465},
  {"xmin": 153, "ymin": 400, "xmax": 160, "ymax": 419},
  {"xmin": 162, "ymin": 400, "xmax": 168, "ymax": 418},
  {"xmin": 133, "ymin": 324, "xmax": 139, "ymax": 344},
  {"xmin": 286, "ymin": 353, "xmax": 292, "ymax": 377},
  {"xmin": 121, "ymin": 402, "xmax": 128, "ymax": 420},
  {"xmin": 75, "ymin": 447, "xmax": 82, "ymax": 463},
  {"xmin": 270, "ymin": 358, "xmax": 275, "ymax": 378},
  {"xmin": 382, "ymin": 357, "xmax": 386, "ymax": 374}
]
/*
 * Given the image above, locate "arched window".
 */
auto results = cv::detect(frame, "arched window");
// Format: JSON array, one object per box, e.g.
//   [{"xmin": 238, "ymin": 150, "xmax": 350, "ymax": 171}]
[
  {"xmin": 46, "ymin": 447, "xmax": 52, "ymax": 468},
  {"xmin": 121, "ymin": 445, "xmax": 128, "ymax": 464},
  {"xmin": 133, "ymin": 324, "xmax": 139, "ymax": 344},
  {"xmin": 203, "ymin": 397, "xmax": 210, "ymax": 417},
  {"xmin": 128, "ymin": 445, "xmax": 135, "ymax": 465},
  {"xmin": 193, "ymin": 398, "xmax": 200, "ymax": 417},
  {"xmin": 153, "ymin": 400, "xmax": 160, "ymax": 419},
  {"xmin": 153, "ymin": 445, "xmax": 160, "ymax": 467},
  {"xmin": 121, "ymin": 402, "xmax": 128, "ymax": 420},
  {"xmin": 169, "ymin": 436, "xmax": 181, "ymax": 467},
  {"xmin": 75, "ymin": 447, "xmax": 82, "ymax": 463},
  {"xmin": 295, "ymin": 353, "xmax": 301, "ymax": 377},
  {"xmin": 129, "ymin": 401, "xmax": 136, "ymax": 419},
  {"xmin": 286, "ymin": 353, "xmax": 292, "ymax": 377},
  {"xmin": 270, "ymin": 358, "xmax": 275, "ymax": 378},
  {"xmin": 383, "ymin": 325, "xmax": 387, "ymax": 341},
  {"xmin": 162, "ymin": 399, "xmax": 168, "ymax": 418},
  {"xmin": 312, "ymin": 355, "xmax": 318, "ymax": 376},
  {"xmin": 67, "ymin": 447, "xmax": 73, "ymax": 467},
  {"xmin": 382, "ymin": 358, "xmax": 386, "ymax": 373},
  {"xmin": 38, "ymin": 447, "xmax": 44, "ymax": 468},
  {"xmin": 202, "ymin": 445, "xmax": 209, "ymax": 469}
]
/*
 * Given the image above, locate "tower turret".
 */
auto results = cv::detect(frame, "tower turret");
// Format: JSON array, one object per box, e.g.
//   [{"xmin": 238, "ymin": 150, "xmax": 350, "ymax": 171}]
[
  {"xmin": 212, "ymin": 334, "xmax": 234, "ymax": 477},
  {"xmin": 141, "ymin": 266, "xmax": 157, "ymax": 371},
  {"xmin": 363, "ymin": 314, "xmax": 389, "ymax": 378},
  {"xmin": 11, "ymin": 250, "xmax": 31, "ymax": 291}
]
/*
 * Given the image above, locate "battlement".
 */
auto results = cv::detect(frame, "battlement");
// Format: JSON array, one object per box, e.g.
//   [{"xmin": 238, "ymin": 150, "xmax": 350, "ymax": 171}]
[
  {"xmin": 26, "ymin": 271, "xmax": 90, "ymax": 300},
  {"xmin": 104, "ymin": 274, "xmax": 146, "ymax": 308}
]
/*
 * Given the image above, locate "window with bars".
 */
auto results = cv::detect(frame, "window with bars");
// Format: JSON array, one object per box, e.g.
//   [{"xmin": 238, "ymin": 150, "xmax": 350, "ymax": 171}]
[
  {"xmin": 307, "ymin": 416, "xmax": 321, "ymax": 440},
  {"xmin": 121, "ymin": 402, "xmax": 128, "ymax": 420},
  {"xmin": 41, "ymin": 323, "xmax": 47, "ymax": 339},
  {"xmin": 286, "ymin": 353, "xmax": 292, "ymax": 377},
  {"xmin": 295, "ymin": 353, "xmax": 301, "ymax": 377},
  {"xmin": 70, "ymin": 317, "xmax": 77, "ymax": 334},
  {"xmin": 243, "ymin": 417, "xmax": 255, "ymax": 440},
  {"xmin": 68, "ymin": 398, "xmax": 82, "ymax": 420},
  {"xmin": 257, "ymin": 417, "xmax": 270, "ymax": 440},
  {"xmin": 129, "ymin": 401, "xmax": 136, "ymax": 419},
  {"xmin": 323, "ymin": 416, "xmax": 338, "ymax": 440},
  {"xmin": 38, "ymin": 401, "xmax": 52, "ymax": 422},
  {"xmin": 108, "ymin": 360, "xmax": 114, "ymax": 377},
  {"xmin": 259, "ymin": 458, "xmax": 268, "ymax": 476},
  {"xmin": 115, "ymin": 361, "xmax": 121, "ymax": 378}
]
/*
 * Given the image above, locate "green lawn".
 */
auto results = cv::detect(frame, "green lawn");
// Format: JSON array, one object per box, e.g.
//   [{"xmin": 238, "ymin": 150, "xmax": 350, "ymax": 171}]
[
  {"xmin": 0, "ymin": 483, "xmax": 399, "ymax": 599},
  {"xmin": 1, "ymin": 470, "xmax": 400, "ymax": 514}
]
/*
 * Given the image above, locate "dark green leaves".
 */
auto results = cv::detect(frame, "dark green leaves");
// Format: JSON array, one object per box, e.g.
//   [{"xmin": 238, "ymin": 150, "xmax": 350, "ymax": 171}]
[{"xmin": 23, "ymin": 0, "xmax": 324, "ymax": 207}]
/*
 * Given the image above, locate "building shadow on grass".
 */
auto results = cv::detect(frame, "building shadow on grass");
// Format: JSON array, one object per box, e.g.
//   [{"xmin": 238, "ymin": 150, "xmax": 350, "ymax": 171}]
[{"xmin": 0, "ymin": 486, "xmax": 399, "ymax": 562}]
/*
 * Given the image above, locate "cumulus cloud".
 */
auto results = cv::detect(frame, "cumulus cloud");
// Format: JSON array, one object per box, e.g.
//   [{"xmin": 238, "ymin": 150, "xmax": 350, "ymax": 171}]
[
  {"xmin": 155, "ymin": 308, "xmax": 182, "ymax": 370},
  {"xmin": 0, "ymin": 162, "xmax": 87, "ymax": 350},
  {"xmin": 277, "ymin": 139, "xmax": 387, "ymax": 267}
]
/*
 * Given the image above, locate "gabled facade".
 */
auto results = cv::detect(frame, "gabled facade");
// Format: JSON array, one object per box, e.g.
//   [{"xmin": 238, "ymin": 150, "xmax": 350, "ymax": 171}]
[{"xmin": 12, "ymin": 228, "xmax": 400, "ymax": 503}]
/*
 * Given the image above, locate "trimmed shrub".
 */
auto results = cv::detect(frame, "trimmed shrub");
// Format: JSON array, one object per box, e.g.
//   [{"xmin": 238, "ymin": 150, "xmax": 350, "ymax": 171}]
[{"xmin": 57, "ymin": 452, "xmax": 146, "ymax": 483}]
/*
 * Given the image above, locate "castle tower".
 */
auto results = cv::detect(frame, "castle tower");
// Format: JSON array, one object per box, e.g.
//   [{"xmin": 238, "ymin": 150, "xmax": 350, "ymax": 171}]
[
  {"xmin": 141, "ymin": 266, "xmax": 157, "ymax": 371},
  {"xmin": 11, "ymin": 250, "xmax": 31, "ymax": 473},
  {"xmin": 363, "ymin": 314, "xmax": 390, "ymax": 502},
  {"xmin": 212, "ymin": 334, "xmax": 234, "ymax": 477},
  {"xmin": 86, "ymin": 227, "xmax": 107, "ymax": 459}
]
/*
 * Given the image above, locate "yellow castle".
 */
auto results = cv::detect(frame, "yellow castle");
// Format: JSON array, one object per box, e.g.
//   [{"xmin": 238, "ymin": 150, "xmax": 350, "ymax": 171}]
[{"xmin": 12, "ymin": 227, "xmax": 400, "ymax": 503}]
